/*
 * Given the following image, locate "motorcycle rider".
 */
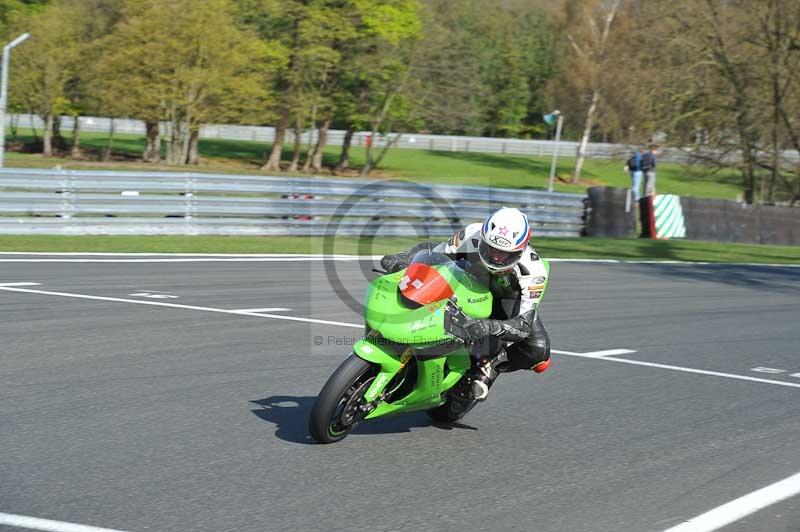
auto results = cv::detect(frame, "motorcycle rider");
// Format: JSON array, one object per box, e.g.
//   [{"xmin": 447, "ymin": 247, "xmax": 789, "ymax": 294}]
[{"xmin": 379, "ymin": 207, "xmax": 551, "ymax": 401}]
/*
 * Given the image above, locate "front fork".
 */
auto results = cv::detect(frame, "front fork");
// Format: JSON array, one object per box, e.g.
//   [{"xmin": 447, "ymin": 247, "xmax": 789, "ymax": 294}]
[
  {"xmin": 351, "ymin": 338, "xmax": 472, "ymax": 417},
  {"xmin": 352, "ymin": 339, "xmax": 404, "ymax": 404}
]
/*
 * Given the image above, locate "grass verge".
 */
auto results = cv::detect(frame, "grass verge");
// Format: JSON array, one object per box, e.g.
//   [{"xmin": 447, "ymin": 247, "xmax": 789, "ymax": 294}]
[
  {"xmin": 5, "ymin": 129, "xmax": 743, "ymax": 200},
  {"xmin": 0, "ymin": 235, "xmax": 797, "ymax": 264}
]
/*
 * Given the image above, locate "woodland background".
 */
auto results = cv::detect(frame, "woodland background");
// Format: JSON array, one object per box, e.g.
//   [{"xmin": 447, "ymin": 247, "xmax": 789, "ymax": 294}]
[{"xmin": 1, "ymin": 0, "xmax": 799, "ymax": 204}]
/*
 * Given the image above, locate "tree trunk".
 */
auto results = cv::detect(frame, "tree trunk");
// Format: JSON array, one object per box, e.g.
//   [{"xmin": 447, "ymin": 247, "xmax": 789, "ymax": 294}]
[
  {"xmin": 52, "ymin": 115, "xmax": 64, "ymax": 151},
  {"xmin": 165, "ymin": 120, "xmax": 174, "ymax": 164},
  {"xmin": 360, "ymin": 140, "xmax": 375, "ymax": 177},
  {"xmin": 42, "ymin": 114, "xmax": 53, "ymax": 157},
  {"xmin": 186, "ymin": 125, "xmax": 200, "ymax": 165},
  {"xmin": 263, "ymin": 110, "xmax": 289, "ymax": 172},
  {"xmin": 366, "ymin": 133, "xmax": 402, "ymax": 175},
  {"xmin": 766, "ymin": 106, "xmax": 778, "ymax": 204},
  {"xmin": 311, "ymin": 118, "xmax": 331, "ymax": 173},
  {"xmin": 573, "ymin": 89, "xmax": 599, "ymax": 183},
  {"xmin": 179, "ymin": 119, "xmax": 192, "ymax": 164},
  {"xmin": 30, "ymin": 114, "xmax": 39, "ymax": 143},
  {"xmin": 169, "ymin": 121, "xmax": 183, "ymax": 165},
  {"xmin": 302, "ymin": 106, "xmax": 318, "ymax": 173},
  {"xmin": 102, "ymin": 118, "xmax": 116, "ymax": 162},
  {"xmin": 167, "ymin": 116, "xmax": 191, "ymax": 165},
  {"xmin": 301, "ymin": 128, "xmax": 315, "ymax": 172},
  {"xmin": 288, "ymin": 116, "xmax": 303, "ymax": 172},
  {"xmin": 9, "ymin": 114, "xmax": 18, "ymax": 142},
  {"xmin": 335, "ymin": 128, "xmax": 355, "ymax": 174},
  {"xmin": 70, "ymin": 116, "xmax": 82, "ymax": 158},
  {"xmin": 742, "ymin": 167, "xmax": 756, "ymax": 205},
  {"xmin": 143, "ymin": 121, "xmax": 161, "ymax": 163}
]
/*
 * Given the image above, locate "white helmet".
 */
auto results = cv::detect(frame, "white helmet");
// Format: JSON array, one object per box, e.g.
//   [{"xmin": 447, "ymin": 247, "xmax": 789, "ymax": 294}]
[{"xmin": 479, "ymin": 207, "xmax": 531, "ymax": 273}]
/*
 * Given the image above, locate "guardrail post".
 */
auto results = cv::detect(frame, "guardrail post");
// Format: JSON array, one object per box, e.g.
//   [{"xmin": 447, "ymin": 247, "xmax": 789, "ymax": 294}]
[
  {"xmin": 184, "ymin": 173, "xmax": 197, "ymax": 220},
  {"xmin": 58, "ymin": 168, "xmax": 76, "ymax": 219}
]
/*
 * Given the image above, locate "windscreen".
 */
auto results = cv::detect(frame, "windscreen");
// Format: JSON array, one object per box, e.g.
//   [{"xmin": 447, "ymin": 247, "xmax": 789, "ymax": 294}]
[{"xmin": 398, "ymin": 250, "xmax": 465, "ymax": 306}]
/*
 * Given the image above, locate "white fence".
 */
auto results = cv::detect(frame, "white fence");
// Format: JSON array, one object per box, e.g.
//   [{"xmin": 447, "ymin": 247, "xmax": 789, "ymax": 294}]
[
  {"xmin": 1, "ymin": 114, "xmax": 686, "ymax": 163},
  {"xmin": 15, "ymin": 113, "xmax": 797, "ymax": 165}
]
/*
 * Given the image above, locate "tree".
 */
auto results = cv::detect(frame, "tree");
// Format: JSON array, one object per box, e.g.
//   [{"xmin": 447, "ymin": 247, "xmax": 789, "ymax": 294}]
[
  {"xmin": 551, "ymin": 0, "xmax": 623, "ymax": 183},
  {"xmin": 237, "ymin": 0, "xmax": 304, "ymax": 172},
  {"xmin": 96, "ymin": 0, "xmax": 280, "ymax": 165},
  {"xmin": 0, "ymin": 0, "xmax": 49, "ymax": 36},
  {"xmin": 642, "ymin": 0, "xmax": 781, "ymax": 204},
  {"xmin": 751, "ymin": 0, "xmax": 800, "ymax": 204},
  {"xmin": 9, "ymin": 1, "xmax": 87, "ymax": 156}
]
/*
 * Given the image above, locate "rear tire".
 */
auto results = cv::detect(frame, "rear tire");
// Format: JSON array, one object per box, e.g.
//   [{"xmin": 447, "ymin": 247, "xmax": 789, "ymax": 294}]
[{"xmin": 309, "ymin": 354, "xmax": 377, "ymax": 444}]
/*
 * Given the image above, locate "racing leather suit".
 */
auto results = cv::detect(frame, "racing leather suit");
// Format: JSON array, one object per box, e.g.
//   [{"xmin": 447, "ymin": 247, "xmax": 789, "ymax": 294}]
[{"xmin": 380, "ymin": 222, "xmax": 551, "ymax": 374}]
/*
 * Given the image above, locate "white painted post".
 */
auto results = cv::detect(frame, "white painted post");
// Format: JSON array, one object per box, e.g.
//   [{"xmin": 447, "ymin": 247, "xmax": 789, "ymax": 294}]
[{"xmin": 0, "ymin": 32, "xmax": 30, "ymax": 167}]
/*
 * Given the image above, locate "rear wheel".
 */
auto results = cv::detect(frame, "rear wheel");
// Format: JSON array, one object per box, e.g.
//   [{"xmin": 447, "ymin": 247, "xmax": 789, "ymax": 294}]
[
  {"xmin": 309, "ymin": 354, "xmax": 378, "ymax": 443},
  {"xmin": 427, "ymin": 396, "xmax": 478, "ymax": 423}
]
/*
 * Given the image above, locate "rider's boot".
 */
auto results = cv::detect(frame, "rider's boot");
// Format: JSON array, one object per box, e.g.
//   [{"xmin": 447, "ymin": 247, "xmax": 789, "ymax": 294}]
[{"xmin": 468, "ymin": 358, "xmax": 498, "ymax": 401}]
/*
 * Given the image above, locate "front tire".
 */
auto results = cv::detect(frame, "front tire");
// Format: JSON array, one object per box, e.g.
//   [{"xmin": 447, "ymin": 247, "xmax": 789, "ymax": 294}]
[{"xmin": 309, "ymin": 354, "xmax": 377, "ymax": 444}]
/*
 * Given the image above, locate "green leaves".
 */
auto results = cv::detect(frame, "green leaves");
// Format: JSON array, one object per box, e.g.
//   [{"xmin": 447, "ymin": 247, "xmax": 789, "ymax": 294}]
[{"xmin": 353, "ymin": 0, "xmax": 421, "ymax": 44}]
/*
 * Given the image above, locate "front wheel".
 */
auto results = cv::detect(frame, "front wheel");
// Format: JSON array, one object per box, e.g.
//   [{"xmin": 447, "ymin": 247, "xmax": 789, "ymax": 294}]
[{"xmin": 309, "ymin": 354, "xmax": 378, "ymax": 444}]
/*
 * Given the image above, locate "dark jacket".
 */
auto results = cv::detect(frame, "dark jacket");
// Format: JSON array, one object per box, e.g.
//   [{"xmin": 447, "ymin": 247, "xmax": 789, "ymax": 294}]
[{"xmin": 641, "ymin": 151, "xmax": 656, "ymax": 172}]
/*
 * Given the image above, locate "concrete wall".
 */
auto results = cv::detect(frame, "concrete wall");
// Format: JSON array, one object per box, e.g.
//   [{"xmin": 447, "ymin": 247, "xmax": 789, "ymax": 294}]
[{"xmin": 680, "ymin": 197, "xmax": 800, "ymax": 245}]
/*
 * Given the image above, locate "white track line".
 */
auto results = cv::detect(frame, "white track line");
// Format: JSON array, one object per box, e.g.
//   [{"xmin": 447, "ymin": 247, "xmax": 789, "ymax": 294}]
[
  {"xmin": 0, "ymin": 285, "xmax": 361, "ymax": 329},
  {"xmin": 547, "ymin": 258, "xmax": 800, "ymax": 268},
  {"xmin": 557, "ymin": 351, "xmax": 800, "ymax": 389},
  {"xmin": 571, "ymin": 348, "xmax": 637, "ymax": 358},
  {"xmin": 0, "ymin": 512, "xmax": 129, "ymax": 532},
  {"xmin": 0, "ymin": 282, "xmax": 42, "ymax": 287},
  {"xmin": 662, "ymin": 471, "xmax": 800, "ymax": 532},
  {"xmin": 230, "ymin": 307, "xmax": 290, "ymax": 313},
  {"xmin": 2, "ymin": 284, "xmax": 799, "ymax": 389}
]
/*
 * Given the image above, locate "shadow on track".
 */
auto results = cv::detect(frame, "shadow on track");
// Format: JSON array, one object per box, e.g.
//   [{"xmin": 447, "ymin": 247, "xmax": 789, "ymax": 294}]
[
  {"xmin": 645, "ymin": 263, "xmax": 800, "ymax": 292},
  {"xmin": 250, "ymin": 395, "xmax": 477, "ymax": 444}
]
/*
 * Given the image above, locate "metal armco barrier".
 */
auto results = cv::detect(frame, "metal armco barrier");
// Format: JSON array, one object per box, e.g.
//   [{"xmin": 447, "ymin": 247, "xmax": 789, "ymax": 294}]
[{"xmin": 0, "ymin": 168, "xmax": 586, "ymax": 237}]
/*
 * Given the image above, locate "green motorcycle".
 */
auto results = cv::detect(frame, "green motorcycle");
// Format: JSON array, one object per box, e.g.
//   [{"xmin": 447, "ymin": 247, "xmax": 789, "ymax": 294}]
[{"xmin": 309, "ymin": 249, "xmax": 548, "ymax": 443}]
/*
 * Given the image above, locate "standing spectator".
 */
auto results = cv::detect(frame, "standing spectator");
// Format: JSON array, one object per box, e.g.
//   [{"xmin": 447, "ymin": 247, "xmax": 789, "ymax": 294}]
[
  {"xmin": 626, "ymin": 149, "xmax": 644, "ymax": 201},
  {"xmin": 641, "ymin": 145, "xmax": 657, "ymax": 196}
]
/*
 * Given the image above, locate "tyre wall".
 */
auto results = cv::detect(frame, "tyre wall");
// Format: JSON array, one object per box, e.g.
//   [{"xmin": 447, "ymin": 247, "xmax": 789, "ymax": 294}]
[{"xmin": 585, "ymin": 187, "xmax": 800, "ymax": 245}]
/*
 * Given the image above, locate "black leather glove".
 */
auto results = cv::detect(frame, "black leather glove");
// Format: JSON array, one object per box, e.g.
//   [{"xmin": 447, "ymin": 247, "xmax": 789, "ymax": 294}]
[
  {"xmin": 380, "ymin": 254, "xmax": 407, "ymax": 273},
  {"xmin": 444, "ymin": 299, "xmax": 471, "ymax": 340},
  {"xmin": 445, "ymin": 301, "xmax": 536, "ymax": 343},
  {"xmin": 379, "ymin": 242, "xmax": 438, "ymax": 273}
]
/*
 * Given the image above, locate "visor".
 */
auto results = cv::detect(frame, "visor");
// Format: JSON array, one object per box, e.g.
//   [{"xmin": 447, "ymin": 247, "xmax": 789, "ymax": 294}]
[{"xmin": 478, "ymin": 240, "xmax": 523, "ymax": 269}]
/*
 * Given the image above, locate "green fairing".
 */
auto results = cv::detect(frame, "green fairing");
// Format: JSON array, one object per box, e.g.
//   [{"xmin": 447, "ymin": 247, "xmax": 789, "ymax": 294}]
[{"xmin": 364, "ymin": 265, "xmax": 492, "ymax": 346}]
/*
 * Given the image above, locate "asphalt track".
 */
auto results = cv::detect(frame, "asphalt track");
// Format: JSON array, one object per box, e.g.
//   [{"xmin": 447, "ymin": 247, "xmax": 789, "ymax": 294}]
[{"xmin": 1, "ymin": 254, "xmax": 799, "ymax": 532}]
